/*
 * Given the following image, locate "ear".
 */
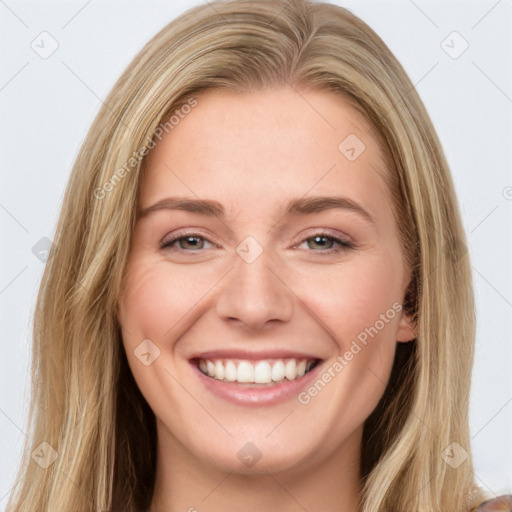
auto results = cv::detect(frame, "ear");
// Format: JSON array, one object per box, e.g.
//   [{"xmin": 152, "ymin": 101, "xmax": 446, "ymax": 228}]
[
  {"xmin": 396, "ymin": 310, "xmax": 416, "ymax": 343},
  {"xmin": 396, "ymin": 273, "xmax": 417, "ymax": 343}
]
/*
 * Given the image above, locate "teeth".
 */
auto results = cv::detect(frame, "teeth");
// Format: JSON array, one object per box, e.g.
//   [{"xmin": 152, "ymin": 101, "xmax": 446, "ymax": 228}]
[
  {"xmin": 254, "ymin": 361, "xmax": 272, "ymax": 383},
  {"xmin": 206, "ymin": 360, "xmax": 215, "ymax": 377},
  {"xmin": 225, "ymin": 360, "xmax": 237, "ymax": 381},
  {"xmin": 214, "ymin": 361, "xmax": 224, "ymax": 380},
  {"xmin": 284, "ymin": 359, "xmax": 296, "ymax": 380},
  {"xmin": 271, "ymin": 360, "xmax": 285, "ymax": 382},
  {"xmin": 237, "ymin": 361, "xmax": 254, "ymax": 383},
  {"xmin": 197, "ymin": 358, "xmax": 317, "ymax": 384}
]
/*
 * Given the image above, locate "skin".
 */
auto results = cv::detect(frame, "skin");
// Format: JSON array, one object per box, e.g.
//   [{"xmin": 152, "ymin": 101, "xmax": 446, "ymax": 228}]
[{"xmin": 118, "ymin": 86, "xmax": 416, "ymax": 512}]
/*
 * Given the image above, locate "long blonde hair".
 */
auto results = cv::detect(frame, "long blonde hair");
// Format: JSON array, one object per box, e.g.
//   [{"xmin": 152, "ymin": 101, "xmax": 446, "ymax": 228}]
[{"xmin": 7, "ymin": 1, "xmax": 487, "ymax": 510}]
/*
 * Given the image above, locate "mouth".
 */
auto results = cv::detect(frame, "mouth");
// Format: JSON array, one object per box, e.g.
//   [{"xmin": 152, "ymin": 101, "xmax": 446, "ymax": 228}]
[
  {"xmin": 193, "ymin": 357, "xmax": 321, "ymax": 386},
  {"xmin": 189, "ymin": 352, "xmax": 324, "ymax": 406}
]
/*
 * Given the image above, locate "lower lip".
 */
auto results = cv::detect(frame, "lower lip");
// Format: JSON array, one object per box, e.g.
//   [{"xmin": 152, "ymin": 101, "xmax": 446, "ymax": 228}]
[{"xmin": 191, "ymin": 361, "xmax": 324, "ymax": 406}]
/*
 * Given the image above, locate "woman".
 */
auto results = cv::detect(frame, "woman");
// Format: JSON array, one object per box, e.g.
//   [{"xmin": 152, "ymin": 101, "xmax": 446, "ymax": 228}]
[{"xmin": 6, "ymin": 0, "xmax": 510, "ymax": 511}]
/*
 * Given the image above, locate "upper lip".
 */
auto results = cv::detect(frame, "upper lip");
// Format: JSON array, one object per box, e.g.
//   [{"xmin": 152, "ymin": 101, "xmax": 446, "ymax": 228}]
[{"xmin": 189, "ymin": 349, "xmax": 323, "ymax": 361}]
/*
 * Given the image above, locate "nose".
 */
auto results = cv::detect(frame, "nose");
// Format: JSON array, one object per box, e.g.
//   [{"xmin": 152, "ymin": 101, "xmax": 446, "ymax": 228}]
[{"xmin": 215, "ymin": 248, "xmax": 294, "ymax": 331}]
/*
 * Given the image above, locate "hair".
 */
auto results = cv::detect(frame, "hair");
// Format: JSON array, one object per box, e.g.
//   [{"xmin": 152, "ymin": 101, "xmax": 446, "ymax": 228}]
[{"xmin": 6, "ymin": 1, "xmax": 490, "ymax": 511}]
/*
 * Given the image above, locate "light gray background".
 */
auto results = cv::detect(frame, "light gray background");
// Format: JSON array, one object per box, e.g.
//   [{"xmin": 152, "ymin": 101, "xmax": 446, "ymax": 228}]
[{"xmin": 1, "ymin": 0, "xmax": 511, "ymax": 507}]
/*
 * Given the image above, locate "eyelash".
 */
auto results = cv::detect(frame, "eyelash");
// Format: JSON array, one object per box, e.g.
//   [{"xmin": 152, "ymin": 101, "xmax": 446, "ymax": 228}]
[{"xmin": 159, "ymin": 231, "xmax": 353, "ymax": 255}]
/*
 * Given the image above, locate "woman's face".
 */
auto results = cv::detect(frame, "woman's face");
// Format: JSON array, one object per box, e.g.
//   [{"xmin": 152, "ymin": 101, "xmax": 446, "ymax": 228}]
[{"xmin": 118, "ymin": 87, "xmax": 415, "ymax": 475}]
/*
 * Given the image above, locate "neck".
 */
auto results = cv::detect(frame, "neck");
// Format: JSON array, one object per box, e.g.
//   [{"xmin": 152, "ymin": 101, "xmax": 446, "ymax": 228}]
[{"xmin": 149, "ymin": 420, "xmax": 362, "ymax": 512}]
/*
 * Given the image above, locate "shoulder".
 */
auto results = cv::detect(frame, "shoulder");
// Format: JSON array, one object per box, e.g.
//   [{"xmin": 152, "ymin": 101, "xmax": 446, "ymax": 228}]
[{"xmin": 475, "ymin": 494, "xmax": 512, "ymax": 511}]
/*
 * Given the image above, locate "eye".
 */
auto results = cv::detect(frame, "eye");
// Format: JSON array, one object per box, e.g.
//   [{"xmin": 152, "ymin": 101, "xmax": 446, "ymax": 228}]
[
  {"xmin": 160, "ymin": 233, "xmax": 215, "ymax": 252},
  {"xmin": 295, "ymin": 232, "xmax": 353, "ymax": 254},
  {"xmin": 159, "ymin": 231, "xmax": 353, "ymax": 255}
]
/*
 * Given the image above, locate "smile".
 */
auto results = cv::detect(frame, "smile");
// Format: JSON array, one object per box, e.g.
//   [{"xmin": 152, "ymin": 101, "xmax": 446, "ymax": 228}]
[{"xmin": 195, "ymin": 357, "xmax": 320, "ymax": 385}]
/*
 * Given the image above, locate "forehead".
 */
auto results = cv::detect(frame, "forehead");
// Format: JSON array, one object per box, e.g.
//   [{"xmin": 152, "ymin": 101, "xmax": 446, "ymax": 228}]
[{"xmin": 139, "ymin": 87, "xmax": 391, "ymax": 222}]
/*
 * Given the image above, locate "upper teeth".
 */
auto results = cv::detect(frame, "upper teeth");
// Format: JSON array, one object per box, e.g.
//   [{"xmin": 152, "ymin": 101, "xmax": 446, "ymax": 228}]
[{"xmin": 198, "ymin": 358, "xmax": 316, "ymax": 384}]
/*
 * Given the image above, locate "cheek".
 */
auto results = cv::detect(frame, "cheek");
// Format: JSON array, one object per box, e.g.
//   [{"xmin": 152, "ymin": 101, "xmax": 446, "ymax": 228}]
[
  {"xmin": 291, "ymin": 255, "xmax": 402, "ymax": 435},
  {"xmin": 118, "ymin": 257, "xmax": 218, "ymax": 344},
  {"xmin": 117, "ymin": 257, "xmax": 218, "ymax": 422},
  {"xmin": 293, "ymin": 252, "xmax": 404, "ymax": 350}
]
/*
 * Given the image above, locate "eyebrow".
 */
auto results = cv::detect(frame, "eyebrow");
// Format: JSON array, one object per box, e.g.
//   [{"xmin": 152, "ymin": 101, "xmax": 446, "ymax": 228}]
[{"xmin": 139, "ymin": 195, "xmax": 375, "ymax": 224}]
